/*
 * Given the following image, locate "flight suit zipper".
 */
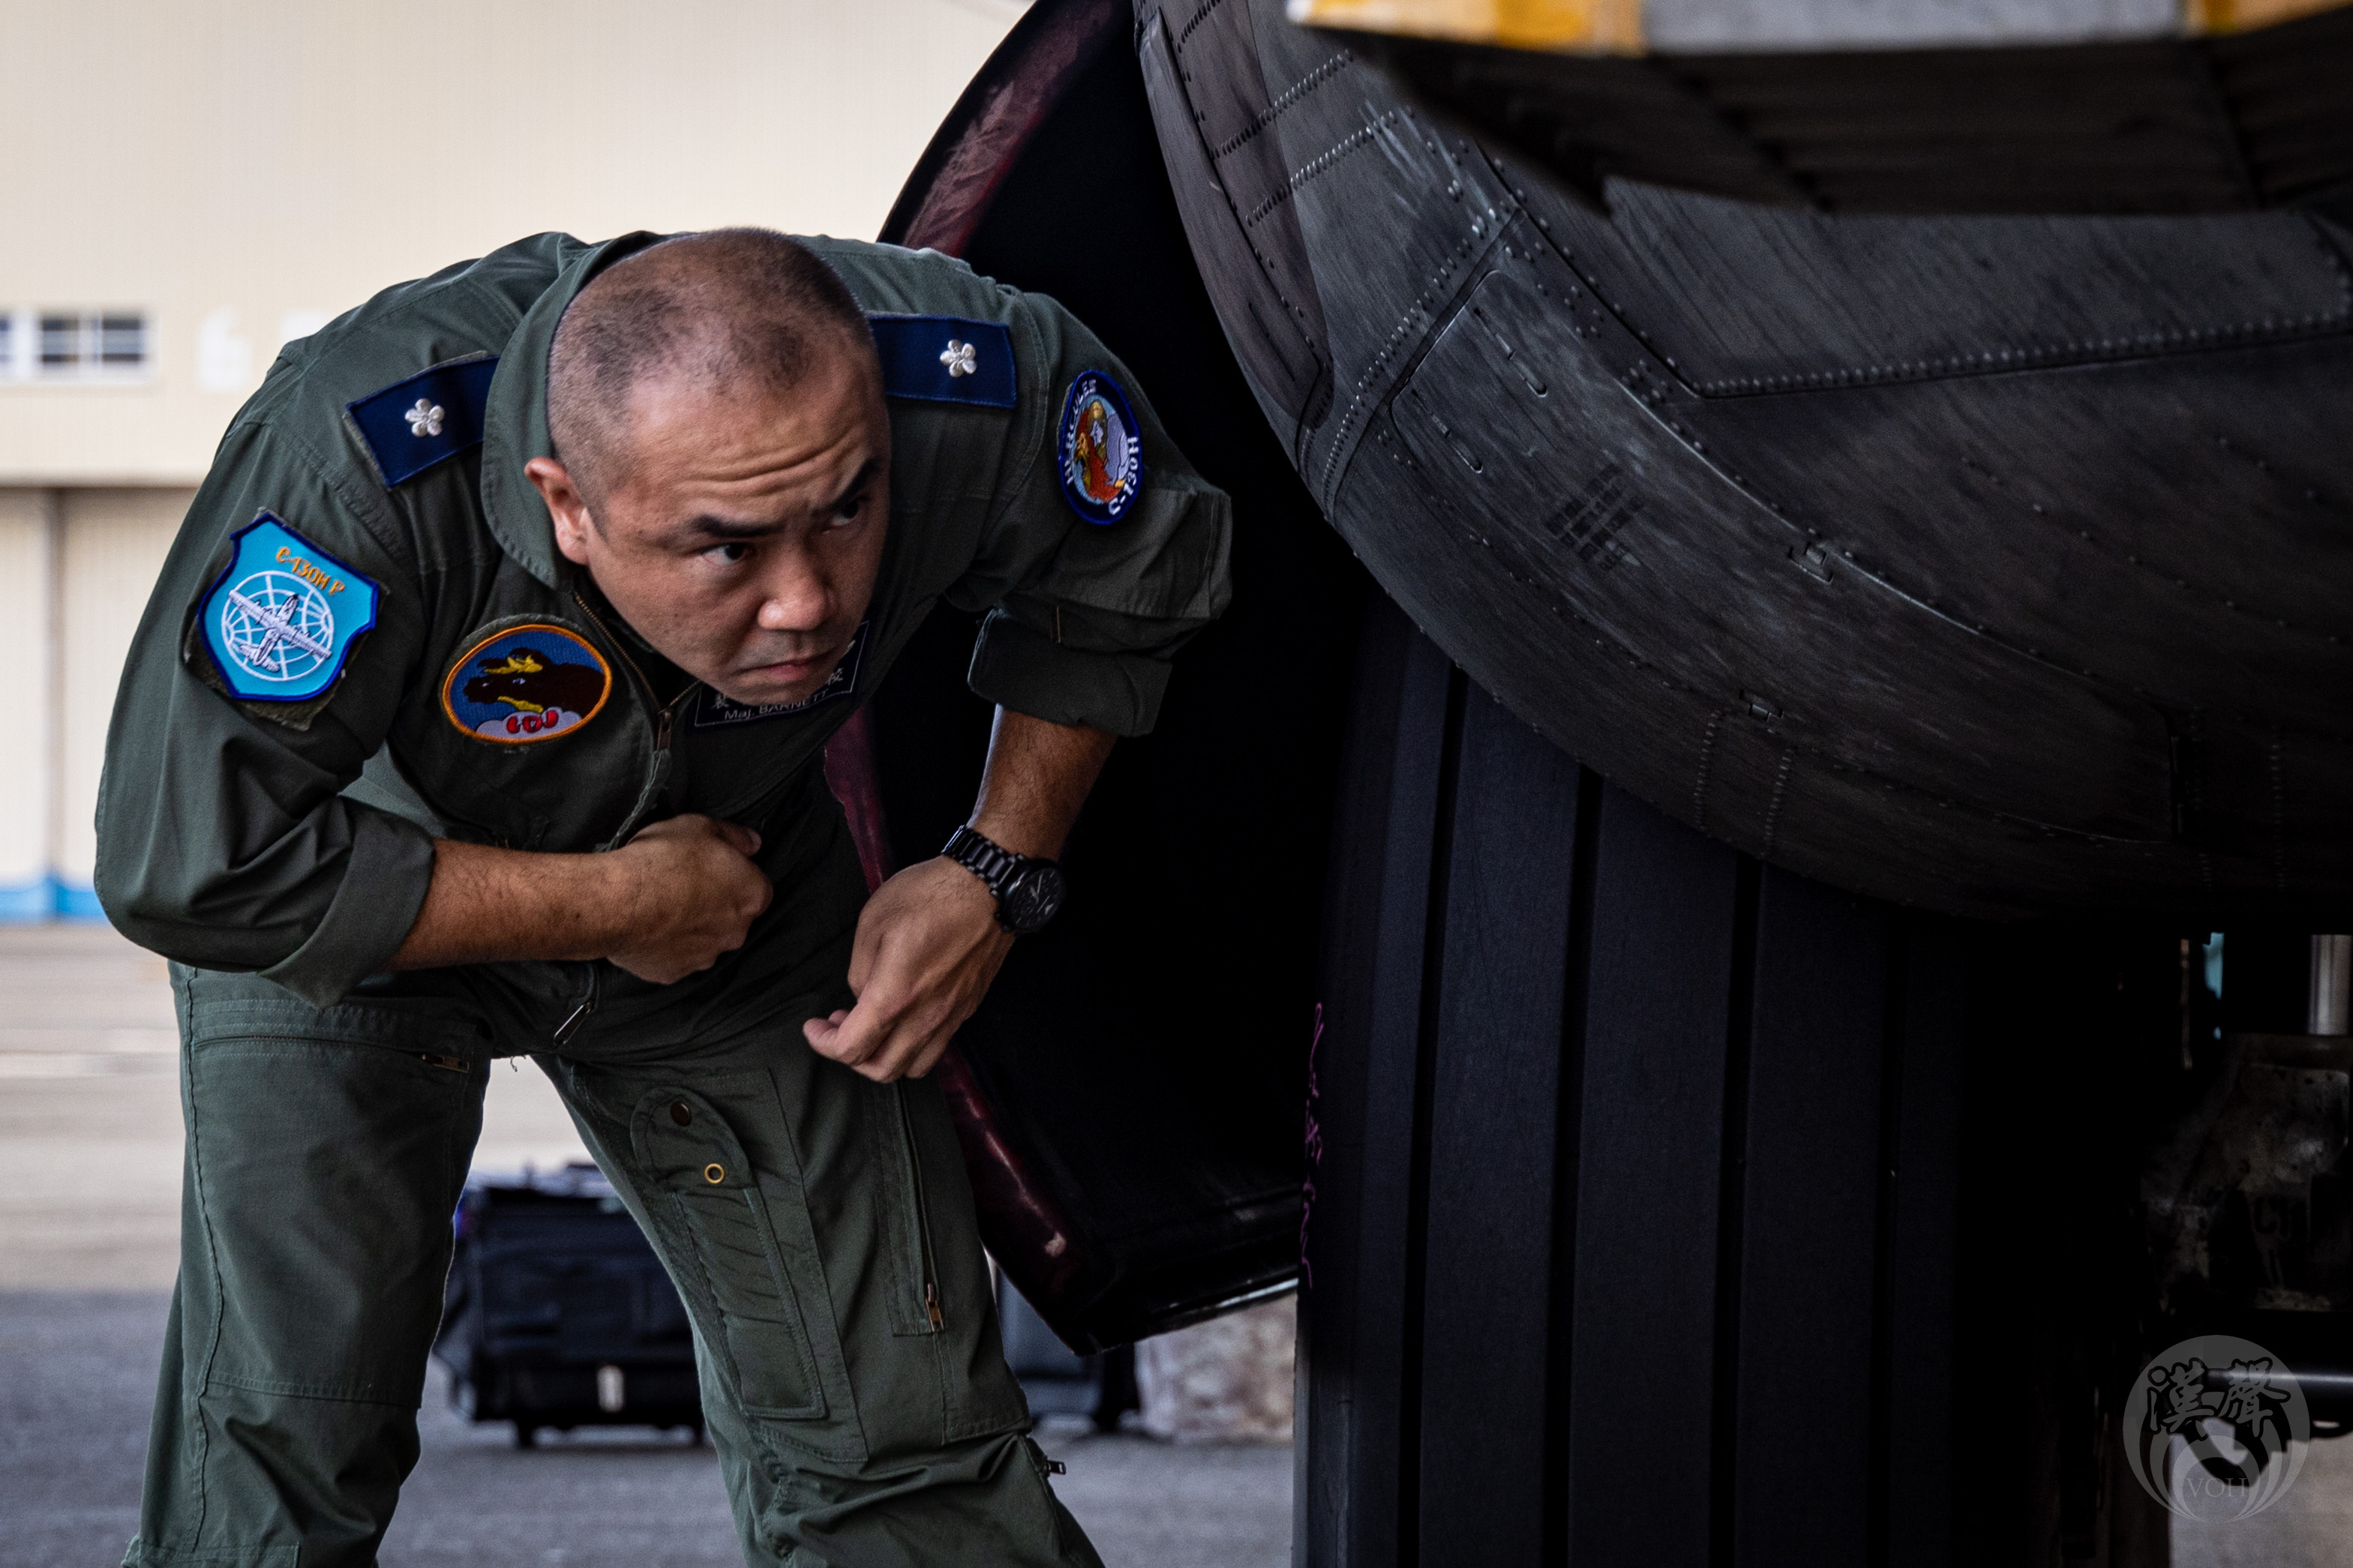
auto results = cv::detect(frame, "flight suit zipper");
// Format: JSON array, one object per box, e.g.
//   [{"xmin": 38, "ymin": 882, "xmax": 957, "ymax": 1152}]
[
  {"xmin": 572, "ymin": 592, "xmax": 700, "ymax": 847},
  {"xmin": 554, "ymin": 593, "xmax": 696, "ymax": 1048},
  {"xmin": 552, "ymin": 963, "xmax": 602, "ymax": 1047},
  {"xmin": 896, "ymin": 1084, "xmax": 945, "ymax": 1331}
]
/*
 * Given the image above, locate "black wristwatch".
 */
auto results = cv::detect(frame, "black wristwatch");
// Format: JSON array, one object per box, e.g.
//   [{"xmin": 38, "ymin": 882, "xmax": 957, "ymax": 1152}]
[{"xmin": 942, "ymin": 826, "xmax": 1067, "ymax": 935}]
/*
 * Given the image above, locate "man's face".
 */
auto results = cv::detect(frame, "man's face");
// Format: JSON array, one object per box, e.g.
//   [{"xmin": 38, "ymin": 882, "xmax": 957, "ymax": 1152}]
[{"xmin": 529, "ymin": 340, "xmax": 890, "ymax": 708}]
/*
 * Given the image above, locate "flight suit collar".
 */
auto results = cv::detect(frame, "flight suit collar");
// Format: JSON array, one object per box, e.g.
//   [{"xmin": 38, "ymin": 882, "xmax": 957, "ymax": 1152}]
[{"xmin": 479, "ymin": 230, "xmax": 668, "ymax": 589}]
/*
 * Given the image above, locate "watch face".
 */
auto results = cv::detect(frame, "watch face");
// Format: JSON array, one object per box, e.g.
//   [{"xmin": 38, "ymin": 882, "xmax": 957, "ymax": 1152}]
[{"xmin": 1000, "ymin": 862, "xmax": 1067, "ymax": 935}]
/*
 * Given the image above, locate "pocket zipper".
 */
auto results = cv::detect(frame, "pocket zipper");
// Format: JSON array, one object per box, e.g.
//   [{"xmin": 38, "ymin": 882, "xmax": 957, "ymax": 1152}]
[
  {"xmin": 552, "ymin": 962, "xmax": 602, "ymax": 1046},
  {"xmin": 896, "ymin": 1085, "xmax": 944, "ymax": 1331}
]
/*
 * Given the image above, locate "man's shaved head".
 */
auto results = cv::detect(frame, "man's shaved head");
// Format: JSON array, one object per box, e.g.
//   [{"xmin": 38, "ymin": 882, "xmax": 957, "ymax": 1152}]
[
  {"xmin": 548, "ymin": 228, "xmax": 872, "ymax": 503},
  {"xmin": 526, "ymin": 229, "xmax": 892, "ymax": 711}
]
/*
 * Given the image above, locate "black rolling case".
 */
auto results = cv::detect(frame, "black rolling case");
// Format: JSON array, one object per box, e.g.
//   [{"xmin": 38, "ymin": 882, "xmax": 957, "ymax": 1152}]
[{"xmin": 434, "ymin": 1164, "xmax": 703, "ymax": 1447}]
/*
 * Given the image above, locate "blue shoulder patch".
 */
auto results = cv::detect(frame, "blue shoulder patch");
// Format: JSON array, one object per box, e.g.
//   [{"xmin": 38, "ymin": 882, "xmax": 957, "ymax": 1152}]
[
  {"xmin": 867, "ymin": 315, "xmax": 1016, "ymax": 409},
  {"xmin": 348, "ymin": 356, "xmax": 498, "ymax": 487},
  {"xmin": 199, "ymin": 514, "xmax": 381, "ymax": 702},
  {"xmin": 1056, "ymin": 370, "xmax": 1144, "ymax": 526}
]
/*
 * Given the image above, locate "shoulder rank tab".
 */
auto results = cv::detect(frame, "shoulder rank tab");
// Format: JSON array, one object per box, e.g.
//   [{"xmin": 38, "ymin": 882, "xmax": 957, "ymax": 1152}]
[
  {"xmin": 348, "ymin": 355, "xmax": 499, "ymax": 488},
  {"xmin": 866, "ymin": 315, "xmax": 1016, "ymax": 409}
]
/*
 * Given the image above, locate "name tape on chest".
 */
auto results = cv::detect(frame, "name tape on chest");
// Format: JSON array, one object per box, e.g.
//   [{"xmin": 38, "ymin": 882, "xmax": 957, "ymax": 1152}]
[
  {"xmin": 692, "ymin": 622, "xmax": 869, "ymax": 730},
  {"xmin": 866, "ymin": 316, "xmax": 1016, "ymax": 409},
  {"xmin": 1057, "ymin": 370, "xmax": 1143, "ymax": 525},
  {"xmin": 198, "ymin": 514, "xmax": 382, "ymax": 702},
  {"xmin": 441, "ymin": 622, "xmax": 614, "ymax": 744},
  {"xmin": 350, "ymin": 356, "xmax": 499, "ymax": 488}
]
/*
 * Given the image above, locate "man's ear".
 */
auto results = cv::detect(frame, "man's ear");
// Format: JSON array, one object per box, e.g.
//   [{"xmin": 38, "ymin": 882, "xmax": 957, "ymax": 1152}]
[{"xmin": 525, "ymin": 456, "xmax": 597, "ymax": 565}]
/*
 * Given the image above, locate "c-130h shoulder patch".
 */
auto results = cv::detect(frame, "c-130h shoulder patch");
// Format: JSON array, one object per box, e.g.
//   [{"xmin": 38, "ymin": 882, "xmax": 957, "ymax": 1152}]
[{"xmin": 197, "ymin": 513, "xmax": 380, "ymax": 702}]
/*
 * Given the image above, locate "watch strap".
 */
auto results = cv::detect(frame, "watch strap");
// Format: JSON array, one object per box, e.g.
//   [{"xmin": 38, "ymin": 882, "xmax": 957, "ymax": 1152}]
[
  {"xmin": 943, "ymin": 826, "xmax": 1064, "ymax": 935},
  {"xmin": 943, "ymin": 824, "xmax": 1025, "ymax": 900}
]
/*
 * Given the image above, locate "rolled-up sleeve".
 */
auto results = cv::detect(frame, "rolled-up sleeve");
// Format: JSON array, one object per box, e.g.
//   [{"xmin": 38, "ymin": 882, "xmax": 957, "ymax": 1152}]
[
  {"xmin": 95, "ymin": 420, "xmax": 435, "ymax": 1006},
  {"xmin": 951, "ymin": 292, "xmax": 1232, "ymax": 736}
]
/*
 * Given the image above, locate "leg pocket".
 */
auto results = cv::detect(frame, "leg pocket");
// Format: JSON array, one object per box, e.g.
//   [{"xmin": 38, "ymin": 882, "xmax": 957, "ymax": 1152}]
[
  {"xmin": 631, "ymin": 1084, "xmax": 827, "ymax": 1421},
  {"xmin": 182, "ymin": 1024, "xmax": 485, "ymax": 1405}
]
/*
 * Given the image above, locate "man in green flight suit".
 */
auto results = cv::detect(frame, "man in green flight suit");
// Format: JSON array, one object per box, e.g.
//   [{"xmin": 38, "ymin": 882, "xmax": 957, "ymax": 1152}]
[{"xmin": 95, "ymin": 228, "xmax": 1232, "ymax": 1567}]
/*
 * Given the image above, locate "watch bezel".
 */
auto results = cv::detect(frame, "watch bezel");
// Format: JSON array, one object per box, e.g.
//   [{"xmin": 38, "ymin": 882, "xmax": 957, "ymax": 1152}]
[
  {"xmin": 943, "ymin": 825, "xmax": 1066, "ymax": 935},
  {"xmin": 996, "ymin": 860, "xmax": 1067, "ymax": 935}
]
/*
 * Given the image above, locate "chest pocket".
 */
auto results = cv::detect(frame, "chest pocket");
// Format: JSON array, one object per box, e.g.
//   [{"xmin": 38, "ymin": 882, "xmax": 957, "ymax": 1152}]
[{"xmin": 632, "ymin": 1085, "xmax": 827, "ymax": 1420}]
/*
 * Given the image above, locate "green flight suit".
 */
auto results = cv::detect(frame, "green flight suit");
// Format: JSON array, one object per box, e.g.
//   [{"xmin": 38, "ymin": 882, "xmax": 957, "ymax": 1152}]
[{"xmin": 95, "ymin": 231, "xmax": 1232, "ymax": 1568}]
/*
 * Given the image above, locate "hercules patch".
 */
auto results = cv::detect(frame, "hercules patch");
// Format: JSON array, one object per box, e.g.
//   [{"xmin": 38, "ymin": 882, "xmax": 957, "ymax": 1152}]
[
  {"xmin": 1056, "ymin": 370, "xmax": 1142, "ymax": 525},
  {"xmin": 198, "ymin": 514, "xmax": 380, "ymax": 702},
  {"xmin": 441, "ymin": 624, "xmax": 613, "ymax": 744},
  {"xmin": 692, "ymin": 622, "xmax": 869, "ymax": 729}
]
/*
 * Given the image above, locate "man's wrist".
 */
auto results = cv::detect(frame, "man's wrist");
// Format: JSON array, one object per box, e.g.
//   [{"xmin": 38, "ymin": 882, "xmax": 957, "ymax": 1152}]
[
  {"xmin": 942, "ymin": 825, "xmax": 1067, "ymax": 935},
  {"xmin": 965, "ymin": 808, "xmax": 1061, "ymax": 862},
  {"xmin": 592, "ymin": 840, "xmax": 657, "ymax": 958}
]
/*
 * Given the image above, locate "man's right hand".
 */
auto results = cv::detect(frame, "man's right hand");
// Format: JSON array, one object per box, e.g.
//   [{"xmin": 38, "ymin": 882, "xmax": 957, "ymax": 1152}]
[
  {"xmin": 606, "ymin": 815, "xmax": 773, "ymax": 984},
  {"xmin": 389, "ymin": 814, "xmax": 771, "ymax": 982}
]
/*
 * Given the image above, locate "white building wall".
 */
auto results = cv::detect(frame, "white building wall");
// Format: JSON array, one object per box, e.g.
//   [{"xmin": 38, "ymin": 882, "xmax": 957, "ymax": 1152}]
[
  {"xmin": 0, "ymin": 493, "xmax": 53, "ymax": 912},
  {"xmin": 56, "ymin": 491, "xmax": 191, "ymax": 906},
  {"xmin": 0, "ymin": 0, "xmax": 1022, "ymax": 921},
  {"xmin": 0, "ymin": 0, "xmax": 1024, "ymax": 484}
]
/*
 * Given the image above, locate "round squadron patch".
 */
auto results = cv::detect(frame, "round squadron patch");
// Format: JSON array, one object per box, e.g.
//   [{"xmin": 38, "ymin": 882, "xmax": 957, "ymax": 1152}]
[
  {"xmin": 440, "ymin": 624, "xmax": 613, "ymax": 745},
  {"xmin": 1055, "ymin": 370, "xmax": 1143, "ymax": 525}
]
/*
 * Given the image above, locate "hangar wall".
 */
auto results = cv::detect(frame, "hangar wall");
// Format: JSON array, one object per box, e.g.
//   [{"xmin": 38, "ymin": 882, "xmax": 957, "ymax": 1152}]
[
  {"xmin": 0, "ymin": 494, "xmax": 52, "ymax": 914},
  {"xmin": 0, "ymin": 0, "xmax": 1025, "ymax": 920},
  {"xmin": 0, "ymin": 487, "xmax": 189, "ymax": 917}
]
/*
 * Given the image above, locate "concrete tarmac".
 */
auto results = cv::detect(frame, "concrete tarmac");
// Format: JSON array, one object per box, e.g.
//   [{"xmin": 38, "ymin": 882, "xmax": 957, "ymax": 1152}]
[
  {"xmin": 0, "ymin": 927, "xmax": 1289, "ymax": 1568},
  {"xmin": 0, "ymin": 1290, "xmax": 1290, "ymax": 1568},
  {"xmin": 14, "ymin": 925, "xmax": 2353, "ymax": 1567}
]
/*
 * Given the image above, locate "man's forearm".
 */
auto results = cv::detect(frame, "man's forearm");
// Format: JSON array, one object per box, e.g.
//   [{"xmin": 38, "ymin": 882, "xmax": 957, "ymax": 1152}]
[
  {"xmin": 967, "ymin": 706, "xmax": 1116, "ymax": 859},
  {"xmin": 387, "ymin": 814, "xmax": 772, "ymax": 979},
  {"xmin": 387, "ymin": 840, "xmax": 638, "ymax": 970}
]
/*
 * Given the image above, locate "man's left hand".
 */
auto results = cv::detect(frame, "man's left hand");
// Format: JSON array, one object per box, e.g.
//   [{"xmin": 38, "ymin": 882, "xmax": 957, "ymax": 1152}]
[{"xmin": 802, "ymin": 856, "xmax": 1012, "ymax": 1082}]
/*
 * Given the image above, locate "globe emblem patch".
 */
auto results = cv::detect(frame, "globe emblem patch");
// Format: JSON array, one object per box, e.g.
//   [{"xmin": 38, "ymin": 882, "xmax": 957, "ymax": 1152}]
[
  {"xmin": 1055, "ymin": 370, "xmax": 1143, "ymax": 525},
  {"xmin": 219, "ymin": 570, "xmax": 336, "ymax": 685},
  {"xmin": 197, "ymin": 514, "xmax": 380, "ymax": 703}
]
